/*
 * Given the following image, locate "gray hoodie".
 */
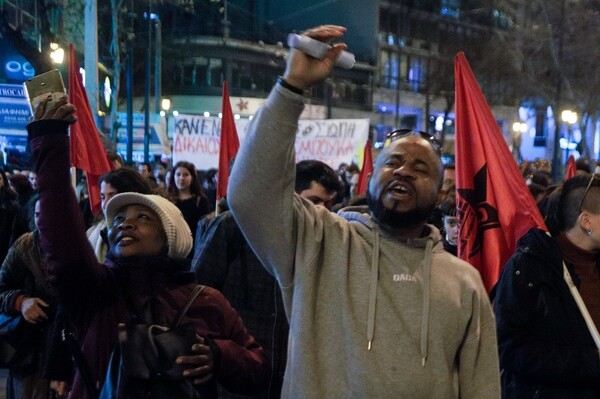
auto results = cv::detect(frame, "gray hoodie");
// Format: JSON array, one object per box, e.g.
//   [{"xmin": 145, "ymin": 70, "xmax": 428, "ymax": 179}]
[{"xmin": 228, "ymin": 85, "xmax": 500, "ymax": 398}]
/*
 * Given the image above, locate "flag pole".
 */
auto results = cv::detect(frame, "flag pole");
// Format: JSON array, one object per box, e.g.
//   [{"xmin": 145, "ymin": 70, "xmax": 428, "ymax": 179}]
[{"xmin": 562, "ymin": 261, "xmax": 600, "ymax": 349}]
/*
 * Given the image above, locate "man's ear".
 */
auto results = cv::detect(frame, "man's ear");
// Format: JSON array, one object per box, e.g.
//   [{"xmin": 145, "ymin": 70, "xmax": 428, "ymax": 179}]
[{"xmin": 579, "ymin": 211, "xmax": 592, "ymax": 232}]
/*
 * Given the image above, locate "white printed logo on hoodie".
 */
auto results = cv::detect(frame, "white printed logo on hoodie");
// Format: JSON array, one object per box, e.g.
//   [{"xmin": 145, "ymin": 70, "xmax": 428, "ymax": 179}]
[{"xmin": 393, "ymin": 273, "xmax": 418, "ymax": 282}]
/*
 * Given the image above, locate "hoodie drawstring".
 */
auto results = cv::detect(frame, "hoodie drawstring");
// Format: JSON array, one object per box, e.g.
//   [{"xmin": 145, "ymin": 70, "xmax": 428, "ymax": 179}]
[
  {"xmin": 367, "ymin": 227, "xmax": 380, "ymax": 350},
  {"xmin": 366, "ymin": 230, "xmax": 434, "ymax": 366},
  {"xmin": 420, "ymin": 238, "xmax": 433, "ymax": 366}
]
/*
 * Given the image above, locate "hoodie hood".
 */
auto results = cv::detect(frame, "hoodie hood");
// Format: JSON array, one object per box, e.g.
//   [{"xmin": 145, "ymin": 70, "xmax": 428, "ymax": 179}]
[
  {"xmin": 337, "ymin": 205, "xmax": 375, "ymax": 229},
  {"xmin": 339, "ymin": 206, "xmax": 441, "ymax": 365},
  {"xmin": 338, "ymin": 206, "xmax": 443, "ymax": 247}
]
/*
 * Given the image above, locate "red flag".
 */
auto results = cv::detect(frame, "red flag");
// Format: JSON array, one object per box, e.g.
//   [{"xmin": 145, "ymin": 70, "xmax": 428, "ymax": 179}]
[
  {"xmin": 357, "ymin": 139, "xmax": 373, "ymax": 196},
  {"xmin": 216, "ymin": 81, "xmax": 240, "ymax": 201},
  {"xmin": 565, "ymin": 155, "xmax": 577, "ymax": 180},
  {"xmin": 454, "ymin": 52, "xmax": 547, "ymax": 292},
  {"xmin": 68, "ymin": 44, "xmax": 112, "ymax": 215}
]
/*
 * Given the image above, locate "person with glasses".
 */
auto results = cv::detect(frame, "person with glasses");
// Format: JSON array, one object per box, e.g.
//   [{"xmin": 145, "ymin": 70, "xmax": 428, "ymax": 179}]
[
  {"xmin": 228, "ymin": 24, "xmax": 500, "ymax": 398},
  {"xmin": 494, "ymin": 173, "xmax": 600, "ymax": 398}
]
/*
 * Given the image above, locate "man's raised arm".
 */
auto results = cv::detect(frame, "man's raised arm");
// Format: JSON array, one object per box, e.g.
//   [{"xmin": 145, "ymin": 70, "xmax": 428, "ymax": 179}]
[{"xmin": 228, "ymin": 25, "xmax": 347, "ymax": 286}]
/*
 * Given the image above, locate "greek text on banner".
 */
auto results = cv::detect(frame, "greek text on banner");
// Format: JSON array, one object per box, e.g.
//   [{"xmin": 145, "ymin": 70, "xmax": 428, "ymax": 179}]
[{"xmin": 172, "ymin": 114, "xmax": 369, "ymax": 170}]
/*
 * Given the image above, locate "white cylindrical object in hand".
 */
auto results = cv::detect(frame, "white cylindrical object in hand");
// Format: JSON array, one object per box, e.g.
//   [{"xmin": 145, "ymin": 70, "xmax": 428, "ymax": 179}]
[
  {"xmin": 335, "ymin": 50, "xmax": 355, "ymax": 69},
  {"xmin": 287, "ymin": 33, "xmax": 355, "ymax": 69}
]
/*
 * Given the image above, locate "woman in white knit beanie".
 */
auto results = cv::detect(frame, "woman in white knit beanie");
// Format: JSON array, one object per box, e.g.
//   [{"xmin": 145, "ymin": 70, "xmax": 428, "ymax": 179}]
[
  {"xmin": 26, "ymin": 94, "xmax": 269, "ymax": 399},
  {"xmin": 104, "ymin": 193, "xmax": 193, "ymax": 259}
]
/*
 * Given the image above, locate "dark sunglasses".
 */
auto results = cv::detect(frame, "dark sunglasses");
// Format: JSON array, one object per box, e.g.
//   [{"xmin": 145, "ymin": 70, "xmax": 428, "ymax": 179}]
[
  {"xmin": 578, "ymin": 173, "xmax": 600, "ymax": 212},
  {"xmin": 385, "ymin": 129, "xmax": 442, "ymax": 155}
]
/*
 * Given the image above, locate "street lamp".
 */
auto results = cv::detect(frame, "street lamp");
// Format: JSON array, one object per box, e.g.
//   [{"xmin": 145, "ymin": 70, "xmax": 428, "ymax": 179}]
[
  {"xmin": 512, "ymin": 122, "xmax": 527, "ymax": 134},
  {"xmin": 49, "ymin": 42, "xmax": 64, "ymax": 64},
  {"xmin": 511, "ymin": 122, "xmax": 527, "ymax": 162},
  {"xmin": 561, "ymin": 110, "xmax": 577, "ymax": 125},
  {"xmin": 161, "ymin": 98, "xmax": 171, "ymax": 137},
  {"xmin": 561, "ymin": 110, "xmax": 578, "ymax": 163}
]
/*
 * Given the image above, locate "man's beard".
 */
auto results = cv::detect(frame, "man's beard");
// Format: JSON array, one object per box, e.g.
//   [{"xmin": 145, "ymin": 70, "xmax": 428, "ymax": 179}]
[{"xmin": 367, "ymin": 190, "xmax": 435, "ymax": 230}]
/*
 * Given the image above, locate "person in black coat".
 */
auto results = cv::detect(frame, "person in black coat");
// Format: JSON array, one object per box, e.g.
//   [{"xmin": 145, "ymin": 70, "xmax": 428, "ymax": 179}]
[
  {"xmin": 494, "ymin": 174, "xmax": 600, "ymax": 399},
  {"xmin": 0, "ymin": 168, "xmax": 19, "ymax": 264},
  {"xmin": 7, "ymin": 174, "xmax": 36, "ymax": 240},
  {"xmin": 0, "ymin": 195, "xmax": 70, "ymax": 398}
]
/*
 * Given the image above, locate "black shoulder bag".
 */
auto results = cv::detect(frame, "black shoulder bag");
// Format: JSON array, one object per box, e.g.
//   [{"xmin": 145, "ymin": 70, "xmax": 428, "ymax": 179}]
[{"xmin": 100, "ymin": 284, "xmax": 214, "ymax": 399}]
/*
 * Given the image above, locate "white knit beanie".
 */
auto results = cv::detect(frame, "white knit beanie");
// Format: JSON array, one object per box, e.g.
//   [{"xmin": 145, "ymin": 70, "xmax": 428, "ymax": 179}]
[{"xmin": 105, "ymin": 193, "xmax": 193, "ymax": 259}]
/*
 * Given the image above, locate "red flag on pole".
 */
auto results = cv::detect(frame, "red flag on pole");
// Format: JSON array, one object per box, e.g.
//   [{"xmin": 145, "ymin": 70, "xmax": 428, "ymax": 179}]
[
  {"xmin": 565, "ymin": 155, "xmax": 577, "ymax": 180},
  {"xmin": 357, "ymin": 139, "xmax": 373, "ymax": 196},
  {"xmin": 454, "ymin": 52, "xmax": 547, "ymax": 292},
  {"xmin": 216, "ymin": 81, "xmax": 240, "ymax": 202},
  {"xmin": 68, "ymin": 44, "xmax": 113, "ymax": 215}
]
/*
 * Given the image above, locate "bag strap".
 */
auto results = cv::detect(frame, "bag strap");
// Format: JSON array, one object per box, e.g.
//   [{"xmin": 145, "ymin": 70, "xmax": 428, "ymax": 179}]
[
  {"xmin": 119, "ymin": 285, "xmax": 139, "ymax": 322},
  {"xmin": 172, "ymin": 285, "xmax": 206, "ymax": 328},
  {"xmin": 562, "ymin": 261, "xmax": 600, "ymax": 348},
  {"xmin": 64, "ymin": 326, "xmax": 100, "ymax": 399}
]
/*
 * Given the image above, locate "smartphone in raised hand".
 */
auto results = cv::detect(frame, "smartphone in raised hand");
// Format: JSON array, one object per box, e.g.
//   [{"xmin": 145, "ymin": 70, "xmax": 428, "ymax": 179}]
[{"xmin": 23, "ymin": 69, "xmax": 66, "ymax": 115}]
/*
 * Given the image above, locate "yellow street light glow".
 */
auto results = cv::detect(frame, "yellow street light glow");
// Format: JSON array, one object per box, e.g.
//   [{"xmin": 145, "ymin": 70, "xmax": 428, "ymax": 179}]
[
  {"xmin": 50, "ymin": 43, "xmax": 65, "ymax": 64},
  {"xmin": 513, "ymin": 122, "xmax": 527, "ymax": 133},
  {"xmin": 561, "ymin": 110, "xmax": 578, "ymax": 125},
  {"xmin": 161, "ymin": 98, "xmax": 171, "ymax": 112}
]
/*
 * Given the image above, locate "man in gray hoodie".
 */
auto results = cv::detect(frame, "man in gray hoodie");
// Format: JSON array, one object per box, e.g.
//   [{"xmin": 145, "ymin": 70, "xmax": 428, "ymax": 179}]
[{"xmin": 228, "ymin": 25, "xmax": 500, "ymax": 399}]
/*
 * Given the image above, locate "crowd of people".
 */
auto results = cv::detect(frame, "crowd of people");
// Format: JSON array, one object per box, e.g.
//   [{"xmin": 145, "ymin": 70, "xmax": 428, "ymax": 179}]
[{"xmin": 1, "ymin": 24, "xmax": 600, "ymax": 399}]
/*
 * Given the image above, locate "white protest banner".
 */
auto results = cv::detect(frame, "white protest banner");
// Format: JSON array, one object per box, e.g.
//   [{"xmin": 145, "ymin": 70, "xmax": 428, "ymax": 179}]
[
  {"xmin": 173, "ymin": 114, "xmax": 369, "ymax": 170},
  {"xmin": 294, "ymin": 119, "xmax": 370, "ymax": 169},
  {"xmin": 172, "ymin": 115, "xmax": 250, "ymax": 170}
]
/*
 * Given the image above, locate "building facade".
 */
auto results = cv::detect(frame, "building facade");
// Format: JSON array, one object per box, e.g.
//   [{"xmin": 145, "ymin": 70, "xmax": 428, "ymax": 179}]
[{"xmin": 1, "ymin": 0, "xmax": 535, "ymax": 165}]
